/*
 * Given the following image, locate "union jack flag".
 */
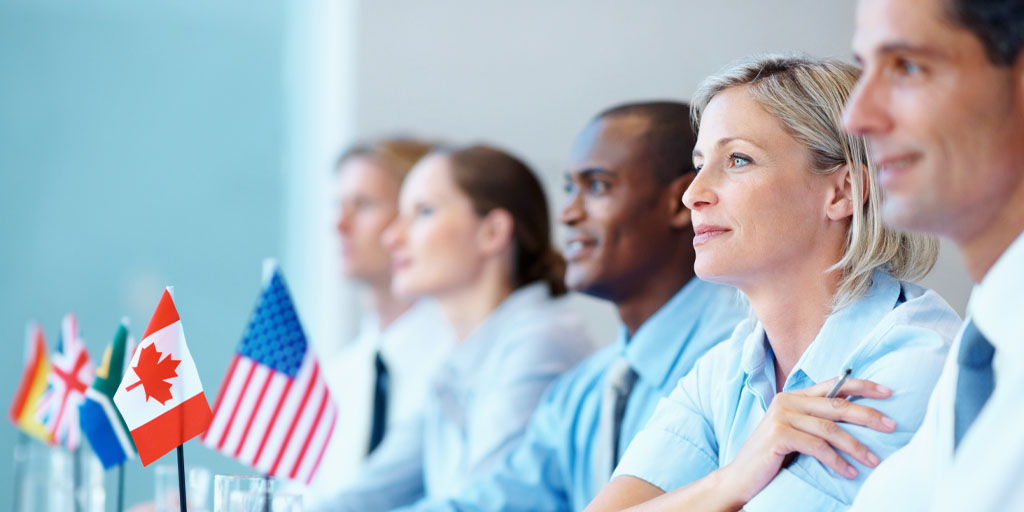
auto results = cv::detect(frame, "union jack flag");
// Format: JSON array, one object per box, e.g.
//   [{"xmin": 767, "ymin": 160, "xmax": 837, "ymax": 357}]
[
  {"xmin": 35, "ymin": 313, "xmax": 95, "ymax": 450},
  {"xmin": 203, "ymin": 265, "xmax": 337, "ymax": 484}
]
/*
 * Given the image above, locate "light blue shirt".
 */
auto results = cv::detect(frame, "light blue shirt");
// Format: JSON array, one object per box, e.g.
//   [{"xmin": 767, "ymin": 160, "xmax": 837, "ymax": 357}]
[
  {"xmin": 401, "ymin": 278, "xmax": 747, "ymax": 512},
  {"xmin": 317, "ymin": 282, "xmax": 595, "ymax": 512},
  {"xmin": 614, "ymin": 269, "xmax": 961, "ymax": 511}
]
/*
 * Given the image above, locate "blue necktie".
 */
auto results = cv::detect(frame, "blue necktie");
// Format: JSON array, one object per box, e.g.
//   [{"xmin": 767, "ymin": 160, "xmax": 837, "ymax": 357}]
[
  {"xmin": 367, "ymin": 351, "xmax": 389, "ymax": 455},
  {"xmin": 953, "ymin": 321, "xmax": 995, "ymax": 450}
]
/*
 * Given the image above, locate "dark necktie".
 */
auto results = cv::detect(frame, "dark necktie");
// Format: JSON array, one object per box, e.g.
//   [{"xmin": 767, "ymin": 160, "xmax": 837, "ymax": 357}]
[
  {"xmin": 953, "ymin": 321, "xmax": 996, "ymax": 450},
  {"xmin": 594, "ymin": 357, "xmax": 638, "ymax": 487},
  {"xmin": 367, "ymin": 351, "xmax": 389, "ymax": 455}
]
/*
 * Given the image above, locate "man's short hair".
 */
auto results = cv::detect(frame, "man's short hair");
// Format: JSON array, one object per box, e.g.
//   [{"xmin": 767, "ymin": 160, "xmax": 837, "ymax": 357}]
[
  {"xmin": 946, "ymin": 0, "xmax": 1024, "ymax": 66},
  {"xmin": 594, "ymin": 101, "xmax": 696, "ymax": 185}
]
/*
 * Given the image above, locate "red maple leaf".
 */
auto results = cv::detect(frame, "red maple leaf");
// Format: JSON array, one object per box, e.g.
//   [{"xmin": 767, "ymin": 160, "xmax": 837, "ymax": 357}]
[{"xmin": 125, "ymin": 344, "xmax": 180, "ymax": 405}]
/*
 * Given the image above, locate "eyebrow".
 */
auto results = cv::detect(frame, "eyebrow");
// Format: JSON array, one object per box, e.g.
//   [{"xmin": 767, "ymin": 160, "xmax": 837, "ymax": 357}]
[
  {"xmin": 566, "ymin": 167, "xmax": 615, "ymax": 180},
  {"xmin": 872, "ymin": 41, "xmax": 946, "ymax": 59},
  {"xmin": 692, "ymin": 136, "xmax": 764, "ymax": 158}
]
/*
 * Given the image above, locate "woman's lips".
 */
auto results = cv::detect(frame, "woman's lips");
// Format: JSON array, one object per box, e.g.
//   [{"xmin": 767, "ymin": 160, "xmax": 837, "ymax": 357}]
[{"xmin": 692, "ymin": 225, "xmax": 730, "ymax": 247}]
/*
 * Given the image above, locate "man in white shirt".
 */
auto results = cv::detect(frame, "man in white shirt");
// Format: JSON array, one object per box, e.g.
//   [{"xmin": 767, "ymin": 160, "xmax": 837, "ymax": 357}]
[
  {"xmin": 842, "ymin": 0, "xmax": 1024, "ymax": 509},
  {"xmin": 304, "ymin": 138, "xmax": 454, "ymax": 504}
]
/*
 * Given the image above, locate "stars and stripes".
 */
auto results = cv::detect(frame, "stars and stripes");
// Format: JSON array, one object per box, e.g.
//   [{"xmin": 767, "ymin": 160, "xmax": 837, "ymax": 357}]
[
  {"xmin": 203, "ymin": 266, "xmax": 337, "ymax": 484},
  {"xmin": 35, "ymin": 313, "xmax": 95, "ymax": 450}
]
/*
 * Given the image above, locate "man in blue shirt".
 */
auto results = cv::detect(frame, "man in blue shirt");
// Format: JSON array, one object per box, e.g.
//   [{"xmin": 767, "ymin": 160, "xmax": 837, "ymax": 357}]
[{"xmin": 400, "ymin": 101, "xmax": 747, "ymax": 511}]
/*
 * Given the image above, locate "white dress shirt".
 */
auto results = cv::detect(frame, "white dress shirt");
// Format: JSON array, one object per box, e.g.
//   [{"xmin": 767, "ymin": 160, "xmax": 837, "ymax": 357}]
[
  {"xmin": 302, "ymin": 299, "xmax": 454, "ymax": 506},
  {"xmin": 851, "ymin": 229, "xmax": 1024, "ymax": 511}
]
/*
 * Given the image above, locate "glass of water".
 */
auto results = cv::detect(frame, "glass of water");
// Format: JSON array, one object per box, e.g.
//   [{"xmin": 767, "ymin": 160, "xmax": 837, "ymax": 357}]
[{"xmin": 227, "ymin": 490, "xmax": 302, "ymax": 512}]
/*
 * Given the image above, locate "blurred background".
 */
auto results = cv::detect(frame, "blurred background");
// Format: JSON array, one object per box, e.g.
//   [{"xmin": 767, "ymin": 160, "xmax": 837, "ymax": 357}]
[{"xmin": 0, "ymin": 0, "xmax": 972, "ymax": 509}]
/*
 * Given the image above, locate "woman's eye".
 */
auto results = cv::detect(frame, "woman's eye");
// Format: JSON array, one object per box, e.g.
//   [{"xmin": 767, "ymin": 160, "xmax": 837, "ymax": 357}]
[
  {"xmin": 563, "ymin": 180, "xmax": 576, "ymax": 195},
  {"xmin": 730, "ymin": 154, "xmax": 751, "ymax": 168},
  {"xmin": 693, "ymin": 163, "xmax": 703, "ymax": 173},
  {"xmin": 416, "ymin": 205, "xmax": 434, "ymax": 217}
]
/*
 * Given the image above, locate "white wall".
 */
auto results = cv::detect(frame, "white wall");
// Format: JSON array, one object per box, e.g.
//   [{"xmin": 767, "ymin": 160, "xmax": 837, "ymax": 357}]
[{"xmin": 352, "ymin": 0, "xmax": 973, "ymax": 344}]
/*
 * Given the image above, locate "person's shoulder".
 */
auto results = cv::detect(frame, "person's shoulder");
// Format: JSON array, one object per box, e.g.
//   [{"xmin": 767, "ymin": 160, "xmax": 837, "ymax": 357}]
[
  {"xmin": 880, "ymin": 279, "xmax": 962, "ymax": 343},
  {"xmin": 847, "ymin": 279, "xmax": 960, "ymax": 384}
]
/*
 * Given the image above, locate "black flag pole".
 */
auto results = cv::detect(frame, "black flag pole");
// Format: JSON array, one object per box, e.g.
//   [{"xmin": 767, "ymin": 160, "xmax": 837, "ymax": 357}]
[
  {"xmin": 116, "ymin": 462, "xmax": 125, "ymax": 512},
  {"xmin": 176, "ymin": 445, "xmax": 187, "ymax": 512}
]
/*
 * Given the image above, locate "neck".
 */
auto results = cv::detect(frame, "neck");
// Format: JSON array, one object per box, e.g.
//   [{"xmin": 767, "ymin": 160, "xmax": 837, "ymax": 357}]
[
  {"xmin": 616, "ymin": 249, "xmax": 697, "ymax": 336},
  {"xmin": 436, "ymin": 266, "xmax": 514, "ymax": 341},
  {"xmin": 958, "ymin": 192, "xmax": 1024, "ymax": 283},
  {"xmin": 741, "ymin": 262, "xmax": 840, "ymax": 390},
  {"xmin": 366, "ymin": 281, "xmax": 413, "ymax": 331}
]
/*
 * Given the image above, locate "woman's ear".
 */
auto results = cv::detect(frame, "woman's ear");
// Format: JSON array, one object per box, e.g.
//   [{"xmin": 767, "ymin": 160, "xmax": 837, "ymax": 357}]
[
  {"xmin": 477, "ymin": 208, "xmax": 515, "ymax": 255},
  {"xmin": 825, "ymin": 163, "xmax": 864, "ymax": 222},
  {"xmin": 668, "ymin": 173, "xmax": 695, "ymax": 229}
]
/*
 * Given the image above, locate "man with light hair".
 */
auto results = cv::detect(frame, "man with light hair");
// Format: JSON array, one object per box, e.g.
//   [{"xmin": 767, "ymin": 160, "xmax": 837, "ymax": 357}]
[{"xmin": 843, "ymin": 0, "xmax": 1024, "ymax": 509}]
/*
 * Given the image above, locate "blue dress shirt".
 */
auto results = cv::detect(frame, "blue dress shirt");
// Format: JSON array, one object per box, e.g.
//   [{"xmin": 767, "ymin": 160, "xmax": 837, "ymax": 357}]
[
  {"xmin": 402, "ymin": 278, "xmax": 747, "ymax": 511},
  {"xmin": 613, "ymin": 269, "xmax": 961, "ymax": 511},
  {"xmin": 316, "ymin": 282, "xmax": 595, "ymax": 512}
]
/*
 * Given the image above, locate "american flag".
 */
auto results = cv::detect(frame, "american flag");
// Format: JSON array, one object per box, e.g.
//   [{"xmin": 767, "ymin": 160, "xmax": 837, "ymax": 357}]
[
  {"xmin": 203, "ymin": 267, "xmax": 337, "ymax": 484},
  {"xmin": 35, "ymin": 313, "xmax": 95, "ymax": 450}
]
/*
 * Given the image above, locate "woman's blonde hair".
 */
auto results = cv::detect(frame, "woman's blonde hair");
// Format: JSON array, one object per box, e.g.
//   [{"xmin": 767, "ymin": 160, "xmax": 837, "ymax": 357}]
[
  {"xmin": 691, "ymin": 54, "xmax": 938, "ymax": 309},
  {"xmin": 335, "ymin": 137, "xmax": 437, "ymax": 181}
]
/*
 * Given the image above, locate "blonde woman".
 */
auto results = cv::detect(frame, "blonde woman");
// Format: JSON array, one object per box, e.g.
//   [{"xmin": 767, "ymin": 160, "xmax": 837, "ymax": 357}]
[{"xmin": 586, "ymin": 55, "xmax": 961, "ymax": 511}]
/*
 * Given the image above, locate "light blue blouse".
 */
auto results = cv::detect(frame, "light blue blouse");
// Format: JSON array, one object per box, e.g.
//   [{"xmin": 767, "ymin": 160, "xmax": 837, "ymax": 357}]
[
  {"xmin": 613, "ymin": 269, "xmax": 961, "ymax": 511},
  {"xmin": 318, "ymin": 282, "xmax": 595, "ymax": 511}
]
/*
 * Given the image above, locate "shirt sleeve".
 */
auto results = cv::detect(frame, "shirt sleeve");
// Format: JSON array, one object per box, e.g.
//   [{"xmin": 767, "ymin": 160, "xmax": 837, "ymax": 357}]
[
  {"xmin": 611, "ymin": 348, "xmax": 721, "ymax": 492},
  {"xmin": 747, "ymin": 322, "xmax": 950, "ymax": 511},
  {"xmin": 849, "ymin": 329, "xmax": 959, "ymax": 512},
  {"xmin": 309, "ymin": 414, "xmax": 426, "ymax": 512}
]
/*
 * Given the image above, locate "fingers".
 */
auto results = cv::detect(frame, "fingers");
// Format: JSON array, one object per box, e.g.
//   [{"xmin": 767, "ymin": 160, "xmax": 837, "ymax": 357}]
[
  {"xmin": 778, "ymin": 393, "xmax": 897, "ymax": 433},
  {"xmin": 791, "ymin": 377, "xmax": 892, "ymax": 400},
  {"xmin": 784, "ymin": 428, "xmax": 859, "ymax": 479},
  {"xmin": 787, "ymin": 413, "xmax": 881, "ymax": 469}
]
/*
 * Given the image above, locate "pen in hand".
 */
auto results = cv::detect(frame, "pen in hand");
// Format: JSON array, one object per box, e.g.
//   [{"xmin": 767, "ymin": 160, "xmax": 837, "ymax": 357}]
[
  {"xmin": 781, "ymin": 367, "xmax": 854, "ymax": 469},
  {"xmin": 826, "ymin": 368, "xmax": 853, "ymax": 399}
]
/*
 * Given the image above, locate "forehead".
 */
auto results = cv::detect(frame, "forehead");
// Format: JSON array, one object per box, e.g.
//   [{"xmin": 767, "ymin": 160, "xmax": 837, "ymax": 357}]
[
  {"xmin": 336, "ymin": 156, "xmax": 399, "ymax": 193},
  {"xmin": 568, "ymin": 114, "xmax": 653, "ymax": 175},
  {"xmin": 852, "ymin": 0, "xmax": 979, "ymax": 58},
  {"xmin": 696, "ymin": 87, "xmax": 791, "ymax": 150},
  {"xmin": 400, "ymin": 154, "xmax": 457, "ymax": 200}
]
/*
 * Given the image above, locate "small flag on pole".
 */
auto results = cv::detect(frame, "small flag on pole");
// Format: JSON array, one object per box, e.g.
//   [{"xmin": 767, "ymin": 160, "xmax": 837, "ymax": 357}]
[
  {"xmin": 9, "ymin": 323, "xmax": 55, "ymax": 445},
  {"xmin": 35, "ymin": 314, "xmax": 94, "ymax": 450},
  {"xmin": 203, "ymin": 264, "xmax": 338, "ymax": 484},
  {"xmin": 80, "ymin": 319, "xmax": 138, "ymax": 469},
  {"xmin": 114, "ymin": 288, "xmax": 213, "ymax": 466}
]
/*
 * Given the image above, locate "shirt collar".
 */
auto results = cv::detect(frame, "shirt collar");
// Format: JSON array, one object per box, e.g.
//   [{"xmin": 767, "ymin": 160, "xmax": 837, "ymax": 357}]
[
  {"xmin": 791, "ymin": 268, "xmax": 902, "ymax": 385},
  {"xmin": 740, "ymin": 268, "xmax": 903, "ymax": 388},
  {"xmin": 968, "ymin": 228, "xmax": 1024, "ymax": 359},
  {"xmin": 624, "ymin": 278, "xmax": 732, "ymax": 389}
]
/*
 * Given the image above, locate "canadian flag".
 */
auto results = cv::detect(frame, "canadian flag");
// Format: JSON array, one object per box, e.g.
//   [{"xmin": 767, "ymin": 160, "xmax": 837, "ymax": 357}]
[{"xmin": 114, "ymin": 287, "xmax": 213, "ymax": 466}]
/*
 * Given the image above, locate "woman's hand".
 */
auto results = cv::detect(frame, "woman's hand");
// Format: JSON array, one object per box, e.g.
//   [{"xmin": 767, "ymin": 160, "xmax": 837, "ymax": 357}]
[{"xmin": 714, "ymin": 377, "xmax": 896, "ymax": 504}]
